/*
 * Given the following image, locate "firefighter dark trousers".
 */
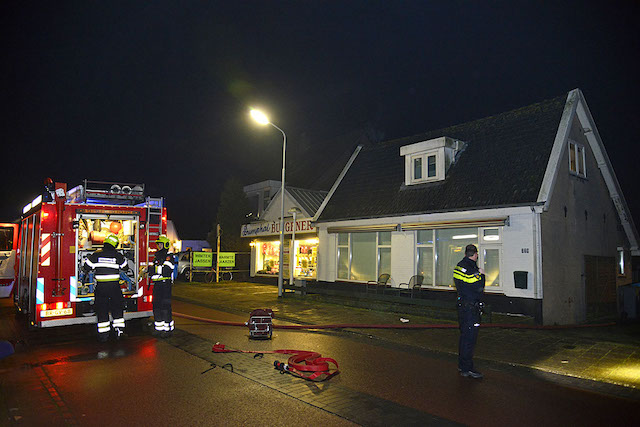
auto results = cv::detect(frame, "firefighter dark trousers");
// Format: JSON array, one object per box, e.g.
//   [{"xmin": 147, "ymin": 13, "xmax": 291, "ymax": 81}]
[
  {"xmin": 95, "ymin": 281, "xmax": 125, "ymax": 338},
  {"xmin": 457, "ymin": 302, "xmax": 481, "ymax": 372},
  {"xmin": 153, "ymin": 280, "xmax": 173, "ymax": 333}
]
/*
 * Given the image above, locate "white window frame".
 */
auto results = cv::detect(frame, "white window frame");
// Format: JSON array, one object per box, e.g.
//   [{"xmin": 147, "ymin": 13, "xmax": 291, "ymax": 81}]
[
  {"xmin": 377, "ymin": 232, "xmax": 392, "ymax": 278},
  {"xmin": 409, "ymin": 150, "xmax": 440, "ymax": 184},
  {"xmin": 568, "ymin": 140, "xmax": 586, "ymax": 178},
  {"xmin": 416, "ymin": 229, "xmax": 435, "ymax": 286}
]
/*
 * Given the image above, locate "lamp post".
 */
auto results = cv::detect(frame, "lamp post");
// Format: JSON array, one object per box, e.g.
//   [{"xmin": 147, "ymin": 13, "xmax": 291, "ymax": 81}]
[{"xmin": 250, "ymin": 109, "xmax": 287, "ymax": 297}]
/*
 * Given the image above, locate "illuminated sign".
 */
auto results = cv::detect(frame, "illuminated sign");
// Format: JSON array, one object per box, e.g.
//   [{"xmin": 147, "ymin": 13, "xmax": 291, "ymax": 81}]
[{"xmin": 240, "ymin": 218, "xmax": 315, "ymax": 237}]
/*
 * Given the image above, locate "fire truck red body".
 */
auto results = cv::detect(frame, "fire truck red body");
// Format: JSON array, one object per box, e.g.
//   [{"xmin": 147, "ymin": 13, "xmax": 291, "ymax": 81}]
[{"xmin": 14, "ymin": 180, "xmax": 166, "ymax": 328}]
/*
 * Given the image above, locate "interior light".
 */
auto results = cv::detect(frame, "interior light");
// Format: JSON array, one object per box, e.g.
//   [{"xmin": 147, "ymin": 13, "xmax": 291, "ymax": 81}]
[
  {"xmin": 483, "ymin": 235, "xmax": 500, "ymax": 241},
  {"xmin": 32, "ymin": 195, "xmax": 43, "ymax": 206},
  {"xmin": 452, "ymin": 234, "xmax": 477, "ymax": 240},
  {"xmin": 23, "ymin": 203, "xmax": 32, "ymax": 214}
]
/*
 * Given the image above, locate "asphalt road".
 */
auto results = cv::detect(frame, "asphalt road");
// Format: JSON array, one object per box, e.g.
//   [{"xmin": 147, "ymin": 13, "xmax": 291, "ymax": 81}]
[{"xmin": 1, "ymin": 299, "xmax": 639, "ymax": 426}]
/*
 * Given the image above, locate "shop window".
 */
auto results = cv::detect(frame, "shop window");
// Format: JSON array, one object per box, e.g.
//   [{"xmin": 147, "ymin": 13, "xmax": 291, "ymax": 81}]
[
  {"xmin": 0, "ymin": 227, "xmax": 14, "ymax": 251},
  {"xmin": 257, "ymin": 241, "xmax": 281, "ymax": 275},
  {"xmin": 568, "ymin": 140, "xmax": 586, "ymax": 178},
  {"xmin": 337, "ymin": 232, "xmax": 391, "ymax": 282},
  {"xmin": 292, "ymin": 238, "xmax": 318, "ymax": 279}
]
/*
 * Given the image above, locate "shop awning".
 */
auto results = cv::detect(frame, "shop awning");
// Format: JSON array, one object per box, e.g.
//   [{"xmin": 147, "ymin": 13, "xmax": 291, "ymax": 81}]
[
  {"xmin": 326, "ymin": 224, "xmax": 398, "ymax": 234},
  {"xmin": 401, "ymin": 217, "xmax": 508, "ymax": 230},
  {"xmin": 326, "ymin": 217, "xmax": 508, "ymax": 233}
]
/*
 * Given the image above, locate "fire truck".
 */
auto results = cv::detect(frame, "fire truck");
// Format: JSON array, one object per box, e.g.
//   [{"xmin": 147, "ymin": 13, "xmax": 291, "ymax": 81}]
[{"xmin": 14, "ymin": 179, "xmax": 167, "ymax": 328}]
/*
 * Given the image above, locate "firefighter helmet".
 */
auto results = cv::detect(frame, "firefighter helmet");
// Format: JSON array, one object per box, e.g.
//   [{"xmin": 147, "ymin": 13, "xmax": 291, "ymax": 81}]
[
  {"xmin": 104, "ymin": 233, "xmax": 119, "ymax": 248},
  {"xmin": 155, "ymin": 234, "xmax": 170, "ymax": 250}
]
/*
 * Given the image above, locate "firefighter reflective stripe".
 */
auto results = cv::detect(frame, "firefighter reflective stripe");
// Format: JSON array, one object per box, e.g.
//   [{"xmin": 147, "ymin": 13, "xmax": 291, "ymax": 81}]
[
  {"xmin": 155, "ymin": 320, "xmax": 165, "ymax": 331},
  {"xmin": 163, "ymin": 261, "xmax": 174, "ymax": 268},
  {"xmin": 97, "ymin": 321, "xmax": 110, "ymax": 333},
  {"xmin": 92, "ymin": 262, "xmax": 120, "ymax": 269},
  {"xmin": 453, "ymin": 266, "xmax": 482, "ymax": 283},
  {"xmin": 119, "ymin": 260, "xmax": 127, "ymax": 269},
  {"xmin": 95, "ymin": 274, "xmax": 120, "ymax": 281},
  {"xmin": 85, "ymin": 259, "xmax": 96, "ymax": 269},
  {"xmin": 112, "ymin": 318, "xmax": 125, "ymax": 328},
  {"xmin": 151, "ymin": 274, "xmax": 162, "ymax": 280},
  {"xmin": 168, "ymin": 320, "xmax": 174, "ymax": 331}
]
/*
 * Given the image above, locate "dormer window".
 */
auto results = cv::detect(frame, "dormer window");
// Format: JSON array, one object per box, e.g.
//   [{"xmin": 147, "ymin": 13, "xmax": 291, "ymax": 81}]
[
  {"xmin": 411, "ymin": 152, "xmax": 438, "ymax": 182},
  {"xmin": 401, "ymin": 137, "xmax": 465, "ymax": 186}
]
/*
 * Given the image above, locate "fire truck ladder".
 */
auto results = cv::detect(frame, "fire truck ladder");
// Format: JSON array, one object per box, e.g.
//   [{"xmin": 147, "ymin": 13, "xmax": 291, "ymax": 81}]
[{"xmin": 145, "ymin": 197, "xmax": 164, "ymax": 267}]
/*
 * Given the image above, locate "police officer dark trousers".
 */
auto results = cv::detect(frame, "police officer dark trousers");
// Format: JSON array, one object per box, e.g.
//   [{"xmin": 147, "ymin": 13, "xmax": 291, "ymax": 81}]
[
  {"xmin": 83, "ymin": 233, "xmax": 130, "ymax": 342},
  {"xmin": 453, "ymin": 244, "xmax": 486, "ymax": 379},
  {"xmin": 151, "ymin": 235, "xmax": 175, "ymax": 338}
]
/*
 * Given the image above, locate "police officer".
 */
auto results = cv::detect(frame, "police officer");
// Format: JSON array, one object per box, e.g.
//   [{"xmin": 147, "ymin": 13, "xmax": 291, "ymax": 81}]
[
  {"xmin": 453, "ymin": 244, "xmax": 485, "ymax": 379},
  {"xmin": 150, "ymin": 235, "xmax": 175, "ymax": 338},
  {"xmin": 83, "ymin": 233, "xmax": 130, "ymax": 342}
]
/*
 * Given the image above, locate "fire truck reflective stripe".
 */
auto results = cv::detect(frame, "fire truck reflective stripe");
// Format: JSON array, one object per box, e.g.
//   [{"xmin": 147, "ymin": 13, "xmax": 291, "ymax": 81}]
[
  {"xmin": 119, "ymin": 260, "xmax": 127, "ymax": 268},
  {"xmin": 70, "ymin": 276, "xmax": 78, "ymax": 302},
  {"xmin": 95, "ymin": 274, "xmax": 120, "ymax": 281},
  {"xmin": 137, "ymin": 286, "xmax": 144, "ymax": 297},
  {"xmin": 40, "ymin": 233, "xmax": 51, "ymax": 266},
  {"xmin": 36, "ymin": 278, "xmax": 45, "ymax": 304},
  {"xmin": 112, "ymin": 318, "xmax": 125, "ymax": 328}
]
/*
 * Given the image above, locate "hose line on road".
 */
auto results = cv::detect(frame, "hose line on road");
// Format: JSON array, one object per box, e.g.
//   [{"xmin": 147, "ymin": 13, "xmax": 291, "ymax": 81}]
[{"xmin": 172, "ymin": 312, "xmax": 616, "ymax": 330}]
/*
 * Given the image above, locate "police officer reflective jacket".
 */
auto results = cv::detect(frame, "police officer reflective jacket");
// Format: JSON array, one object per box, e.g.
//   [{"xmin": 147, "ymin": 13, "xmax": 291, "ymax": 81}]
[
  {"xmin": 453, "ymin": 257, "xmax": 485, "ymax": 302},
  {"xmin": 83, "ymin": 244, "xmax": 130, "ymax": 282}
]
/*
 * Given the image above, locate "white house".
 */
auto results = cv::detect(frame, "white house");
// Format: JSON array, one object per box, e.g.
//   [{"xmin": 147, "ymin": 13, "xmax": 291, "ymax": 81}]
[{"xmin": 314, "ymin": 89, "xmax": 638, "ymax": 325}]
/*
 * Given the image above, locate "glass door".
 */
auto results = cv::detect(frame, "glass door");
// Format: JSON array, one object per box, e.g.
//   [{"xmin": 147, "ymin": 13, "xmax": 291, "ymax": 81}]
[{"xmin": 479, "ymin": 245, "xmax": 501, "ymax": 288}]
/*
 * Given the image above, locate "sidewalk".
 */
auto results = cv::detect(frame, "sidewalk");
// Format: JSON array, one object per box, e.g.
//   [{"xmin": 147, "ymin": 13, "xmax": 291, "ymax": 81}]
[{"xmin": 173, "ymin": 281, "xmax": 640, "ymax": 397}]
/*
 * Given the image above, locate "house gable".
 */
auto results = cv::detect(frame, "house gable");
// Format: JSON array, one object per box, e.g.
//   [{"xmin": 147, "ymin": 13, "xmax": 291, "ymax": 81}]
[{"xmin": 537, "ymin": 89, "xmax": 639, "ymax": 253}]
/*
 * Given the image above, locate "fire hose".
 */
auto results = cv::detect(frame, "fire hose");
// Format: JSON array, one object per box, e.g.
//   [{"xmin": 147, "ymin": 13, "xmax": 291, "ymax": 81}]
[
  {"xmin": 212, "ymin": 343, "xmax": 339, "ymax": 381},
  {"xmin": 173, "ymin": 312, "xmax": 615, "ymax": 330}
]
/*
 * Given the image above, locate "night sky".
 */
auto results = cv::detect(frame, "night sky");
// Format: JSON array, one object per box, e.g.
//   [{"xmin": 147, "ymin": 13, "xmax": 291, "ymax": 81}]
[{"xmin": 2, "ymin": 1, "xmax": 639, "ymax": 239}]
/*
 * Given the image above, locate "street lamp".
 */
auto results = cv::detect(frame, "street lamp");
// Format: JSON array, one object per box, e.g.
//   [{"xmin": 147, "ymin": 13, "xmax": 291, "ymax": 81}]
[{"xmin": 250, "ymin": 108, "xmax": 287, "ymax": 297}]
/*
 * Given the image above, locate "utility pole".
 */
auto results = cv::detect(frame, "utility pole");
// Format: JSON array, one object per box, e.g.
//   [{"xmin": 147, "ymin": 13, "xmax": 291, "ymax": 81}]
[{"xmin": 216, "ymin": 224, "xmax": 221, "ymax": 283}]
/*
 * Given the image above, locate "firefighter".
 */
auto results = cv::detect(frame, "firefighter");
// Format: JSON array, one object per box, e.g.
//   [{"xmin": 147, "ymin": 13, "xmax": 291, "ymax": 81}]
[
  {"xmin": 150, "ymin": 234, "xmax": 175, "ymax": 338},
  {"xmin": 82, "ymin": 233, "xmax": 130, "ymax": 342},
  {"xmin": 453, "ymin": 244, "xmax": 485, "ymax": 379}
]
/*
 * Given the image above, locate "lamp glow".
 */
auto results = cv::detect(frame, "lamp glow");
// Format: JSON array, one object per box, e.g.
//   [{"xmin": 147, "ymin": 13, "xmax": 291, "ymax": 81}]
[{"xmin": 250, "ymin": 109, "xmax": 270, "ymax": 125}]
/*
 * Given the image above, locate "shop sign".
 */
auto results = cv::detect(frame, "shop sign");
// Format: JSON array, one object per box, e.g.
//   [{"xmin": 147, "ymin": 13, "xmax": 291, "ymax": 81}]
[
  {"xmin": 193, "ymin": 252, "xmax": 213, "ymax": 267},
  {"xmin": 241, "ymin": 218, "xmax": 315, "ymax": 237},
  {"xmin": 218, "ymin": 252, "xmax": 235, "ymax": 267}
]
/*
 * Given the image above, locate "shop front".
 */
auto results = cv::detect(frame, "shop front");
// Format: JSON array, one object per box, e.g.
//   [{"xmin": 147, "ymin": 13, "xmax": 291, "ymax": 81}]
[{"xmin": 242, "ymin": 218, "xmax": 318, "ymax": 281}]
